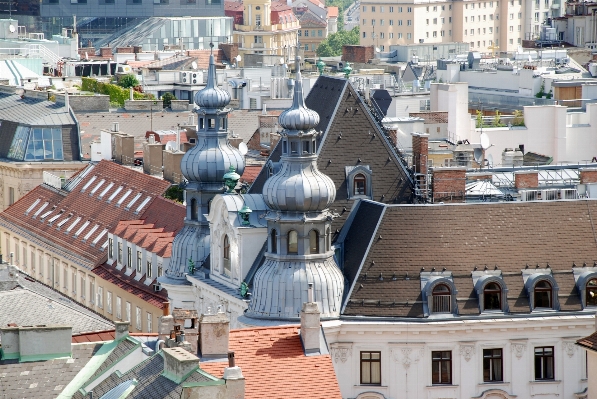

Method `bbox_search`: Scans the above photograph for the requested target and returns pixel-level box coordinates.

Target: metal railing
[24,44,61,67]
[432,295,451,313]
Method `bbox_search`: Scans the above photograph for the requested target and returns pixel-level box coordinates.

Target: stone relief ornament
[459,344,476,362]
[511,343,527,359]
[564,341,576,358]
[330,345,352,363]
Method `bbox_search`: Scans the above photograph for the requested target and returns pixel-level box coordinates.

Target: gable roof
[577,331,597,352]
[0,160,171,270]
[340,199,597,318]
[299,9,328,27]
[0,89,76,126]
[200,325,342,399]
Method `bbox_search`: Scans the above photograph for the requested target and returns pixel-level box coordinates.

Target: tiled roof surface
[299,9,327,27]
[0,91,76,126]
[0,271,113,334]
[0,343,99,399]
[271,0,293,11]
[146,55,195,70]
[225,0,244,12]
[577,331,597,352]
[139,196,186,233]
[72,352,216,399]
[227,109,274,143]
[408,111,448,124]
[241,165,262,184]
[72,330,116,343]
[0,160,171,269]
[126,60,153,69]
[77,111,193,158]
[85,337,139,385]
[92,262,167,308]
[327,6,338,17]
[342,199,597,317]
[200,325,341,399]
[186,49,225,68]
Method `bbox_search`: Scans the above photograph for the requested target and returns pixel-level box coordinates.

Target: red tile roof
[0,160,172,269]
[92,262,167,309]
[241,165,262,184]
[327,6,338,17]
[71,330,159,343]
[139,196,186,233]
[577,331,597,352]
[200,325,342,399]
[186,49,225,69]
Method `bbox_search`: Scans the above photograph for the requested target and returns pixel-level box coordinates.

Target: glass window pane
[52,128,62,140]
[361,362,370,383]
[44,139,53,158]
[33,128,42,140]
[42,128,52,140]
[371,361,381,384]
[33,140,44,160]
[493,358,502,381]
[53,140,64,160]
[371,352,380,360]
[288,231,298,254]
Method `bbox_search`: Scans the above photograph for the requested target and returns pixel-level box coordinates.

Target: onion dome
[278,56,319,132]
[194,45,230,109]
[180,137,244,184]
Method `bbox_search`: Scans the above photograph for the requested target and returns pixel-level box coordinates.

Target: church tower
[246,57,344,320]
[159,45,245,299]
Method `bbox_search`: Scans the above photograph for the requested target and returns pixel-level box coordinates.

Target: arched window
[271,229,277,254]
[432,284,451,313]
[309,230,319,254]
[190,198,198,221]
[534,280,552,309]
[288,230,298,254]
[222,235,231,277]
[484,282,501,310]
[587,279,597,307]
[354,174,366,196]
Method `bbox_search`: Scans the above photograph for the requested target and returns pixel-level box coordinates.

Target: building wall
[324,315,593,399]
[298,25,328,57]
[359,0,524,53]
[589,351,597,398]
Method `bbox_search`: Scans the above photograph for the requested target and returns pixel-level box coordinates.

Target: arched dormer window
[432,284,451,313]
[354,174,366,196]
[271,229,277,254]
[309,230,319,254]
[190,198,198,221]
[288,230,298,254]
[587,279,597,306]
[484,282,502,310]
[222,235,231,277]
[534,280,552,309]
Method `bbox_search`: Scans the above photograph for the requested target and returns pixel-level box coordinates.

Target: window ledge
[529,380,560,384]
[354,385,387,388]
[478,381,510,386]
[427,384,459,388]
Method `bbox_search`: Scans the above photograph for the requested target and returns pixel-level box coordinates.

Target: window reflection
[8,126,64,161]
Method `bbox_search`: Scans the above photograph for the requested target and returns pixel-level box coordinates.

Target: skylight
[135,196,152,213]
[107,186,123,202]
[92,229,108,246]
[66,216,81,232]
[25,199,41,215]
[40,206,56,220]
[83,224,100,241]
[48,210,64,223]
[98,182,114,199]
[117,189,133,206]
[74,220,90,237]
[126,193,142,210]
[90,179,106,195]
[81,176,97,192]
[56,213,73,228]
[33,202,49,217]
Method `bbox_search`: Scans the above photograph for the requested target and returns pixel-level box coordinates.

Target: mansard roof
[339,199,597,318]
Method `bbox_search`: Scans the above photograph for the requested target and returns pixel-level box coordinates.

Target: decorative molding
[459,344,476,362]
[390,346,424,369]
[563,341,576,358]
[511,342,527,359]
[330,343,352,363]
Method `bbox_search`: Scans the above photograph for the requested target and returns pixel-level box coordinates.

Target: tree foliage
[316,26,359,57]
[81,77,154,107]
[325,0,355,30]
[162,92,176,108]
[118,74,140,88]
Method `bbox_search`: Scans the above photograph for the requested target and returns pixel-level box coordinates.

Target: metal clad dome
[180,138,244,184]
[194,53,231,109]
[278,57,320,131]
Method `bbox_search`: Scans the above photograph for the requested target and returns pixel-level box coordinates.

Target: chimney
[514,171,539,189]
[163,301,171,316]
[300,283,321,355]
[223,351,245,399]
[0,325,72,362]
[431,167,466,203]
[158,302,174,341]
[115,321,130,340]
[411,132,429,175]
[162,347,199,384]
[580,167,597,185]
[112,122,119,133]
[198,311,229,358]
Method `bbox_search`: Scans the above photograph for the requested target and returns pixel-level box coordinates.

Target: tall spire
[278,56,319,131]
[194,43,230,110]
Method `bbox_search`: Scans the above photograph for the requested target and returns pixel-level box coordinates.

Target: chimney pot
[307,282,314,303]
[163,301,170,316]
[228,351,236,367]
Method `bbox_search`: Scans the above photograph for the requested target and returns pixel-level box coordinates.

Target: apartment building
[360,0,525,53]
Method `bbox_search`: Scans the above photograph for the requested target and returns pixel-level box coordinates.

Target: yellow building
[226,0,300,65]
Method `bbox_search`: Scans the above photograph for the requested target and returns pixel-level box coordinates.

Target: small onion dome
[238,203,252,225]
[223,165,240,193]
[278,56,320,132]
[194,52,230,109]
[262,162,336,212]
[180,140,244,184]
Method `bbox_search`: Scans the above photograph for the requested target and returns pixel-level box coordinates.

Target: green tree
[316,26,359,57]
[162,92,176,108]
[118,74,140,89]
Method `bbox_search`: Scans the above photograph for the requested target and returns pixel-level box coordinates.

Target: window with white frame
[126,302,131,322]
[107,291,112,313]
[147,312,153,333]
[116,296,122,319]
[136,307,142,330]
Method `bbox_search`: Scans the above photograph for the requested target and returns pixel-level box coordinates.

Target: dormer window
[223,235,231,277]
[346,165,373,199]
[354,174,366,195]
[587,279,597,306]
[271,229,277,253]
[432,284,451,313]
[288,230,298,254]
[483,283,502,310]
[534,280,552,309]
[309,230,319,254]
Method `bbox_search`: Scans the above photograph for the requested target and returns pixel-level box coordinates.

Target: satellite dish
[480,132,491,150]
[487,153,494,167]
[238,142,248,156]
[235,55,242,62]
[8,24,15,33]
[473,148,484,164]
[279,57,284,65]
[191,61,198,70]
[375,47,381,53]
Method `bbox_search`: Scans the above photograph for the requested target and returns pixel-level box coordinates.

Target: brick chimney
[0,325,72,362]
[431,167,466,203]
[411,132,429,175]
[223,352,245,399]
[514,171,538,189]
[158,301,174,342]
[300,283,321,355]
[100,47,113,57]
[580,168,597,184]
[198,311,229,358]
[115,321,130,340]
[162,347,199,384]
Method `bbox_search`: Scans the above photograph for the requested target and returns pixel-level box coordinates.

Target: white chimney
[223,351,245,399]
[300,283,321,355]
[162,347,199,384]
[198,311,229,358]
[112,122,119,132]
[115,321,129,340]
[0,325,72,362]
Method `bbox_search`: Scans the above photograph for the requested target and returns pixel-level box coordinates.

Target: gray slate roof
[0,342,99,399]
[0,272,113,334]
[0,92,75,126]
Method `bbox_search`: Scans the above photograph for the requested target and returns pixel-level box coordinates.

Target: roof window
[126,193,142,210]
[135,196,152,213]
[81,176,97,192]
[47,210,65,224]
[117,189,133,206]
[25,199,41,215]
[83,224,100,241]
[66,216,81,232]
[33,202,49,218]
[98,182,115,199]
[92,229,108,246]
[40,206,56,220]
[90,179,105,195]
[74,220,90,237]
[56,213,73,228]
[107,186,124,202]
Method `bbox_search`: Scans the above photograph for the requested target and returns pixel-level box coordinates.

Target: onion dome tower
[247,57,344,320]
[160,45,245,287]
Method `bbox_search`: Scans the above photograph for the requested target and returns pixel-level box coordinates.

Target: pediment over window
[472,388,517,399]
[356,392,386,399]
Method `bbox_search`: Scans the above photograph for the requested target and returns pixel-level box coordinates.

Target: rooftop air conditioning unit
[520,190,538,201]
[181,72,188,84]
[541,189,558,201]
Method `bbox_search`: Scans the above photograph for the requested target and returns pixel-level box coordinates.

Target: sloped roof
[0,160,171,269]
[200,325,342,399]
[577,331,597,352]
[186,49,225,68]
[327,6,338,17]
[299,9,328,27]
[340,199,597,318]
[0,90,75,126]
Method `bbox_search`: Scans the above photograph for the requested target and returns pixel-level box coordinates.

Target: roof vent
[112,122,119,132]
